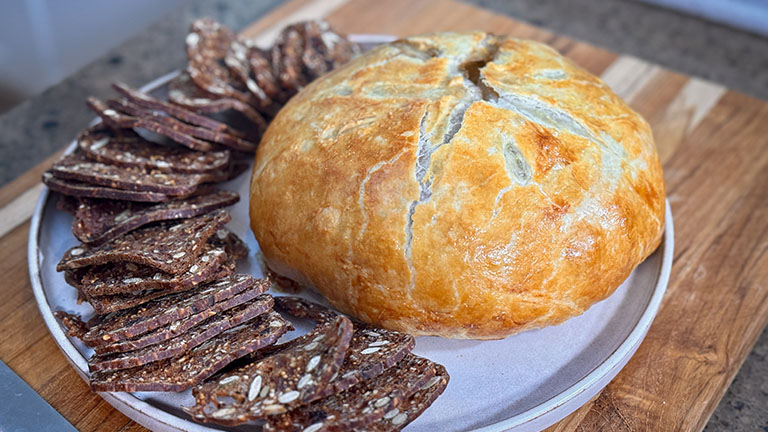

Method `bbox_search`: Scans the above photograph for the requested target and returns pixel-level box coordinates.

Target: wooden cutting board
[1,0,766,430]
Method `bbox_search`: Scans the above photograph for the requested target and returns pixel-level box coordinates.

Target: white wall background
[0,0,189,112]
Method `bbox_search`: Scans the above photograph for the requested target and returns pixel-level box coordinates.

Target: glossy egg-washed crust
[250,32,665,339]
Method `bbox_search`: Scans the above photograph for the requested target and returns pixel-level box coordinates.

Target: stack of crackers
[46,18,447,431]
[188,297,449,431]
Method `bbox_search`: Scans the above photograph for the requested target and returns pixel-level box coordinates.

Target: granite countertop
[0,0,765,430]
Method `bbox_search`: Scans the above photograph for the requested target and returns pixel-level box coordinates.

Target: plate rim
[27,37,675,431]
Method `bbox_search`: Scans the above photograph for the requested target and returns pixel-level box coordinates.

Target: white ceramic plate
[28,35,674,432]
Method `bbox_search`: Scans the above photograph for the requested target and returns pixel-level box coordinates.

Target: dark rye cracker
[83,274,265,345]
[188,315,353,424]
[88,97,217,152]
[263,354,437,432]
[54,311,90,339]
[168,72,268,128]
[90,310,290,392]
[210,228,249,261]
[51,152,207,196]
[266,267,305,294]
[57,195,79,213]
[77,127,230,174]
[299,21,360,81]
[368,364,449,432]
[73,231,246,297]
[111,82,264,141]
[89,295,274,372]
[107,98,259,153]
[57,209,229,273]
[44,172,172,202]
[71,190,238,245]
[271,24,308,96]
[244,41,284,101]
[111,82,258,135]
[186,19,257,108]
[274,297,415,395]
[71,246,228,296]
[93,292,272,355]
[225,40,281,117]
[84,259,237,315]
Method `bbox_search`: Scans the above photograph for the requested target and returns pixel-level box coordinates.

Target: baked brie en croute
[249,32,666,339]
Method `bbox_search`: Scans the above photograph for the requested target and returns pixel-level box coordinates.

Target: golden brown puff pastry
[250,32,665,339]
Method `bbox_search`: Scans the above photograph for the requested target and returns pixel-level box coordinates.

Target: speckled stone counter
[1,0,765,429]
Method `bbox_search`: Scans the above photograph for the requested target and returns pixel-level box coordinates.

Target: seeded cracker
[82,274,264,345]
[186,18,257,108]
[225,39,280,116]
[244,42,284,101]
[57,209,229,273]
[187,315,353,424]
[77,127,230,174]
[70,245,228,296]
[107,98,259,153]
[57,195,80,213]
[271,24,308,96]
[112,82,258,136]
[51,153,209,196]
[93,292,272,355]
[90,310,290,392]
[71,190,238,245]
[367,364,449,432]
[263,354,437,432]
[73,231,247,297]
[210,228,249,261]
[87,97,217,152]
[89,295,274,372]
[274,297,416,395]
[300,21,360,81]
[84,259,237,315]
[54,311,90,339]
[168,72,268,127]
[44,172,172,202]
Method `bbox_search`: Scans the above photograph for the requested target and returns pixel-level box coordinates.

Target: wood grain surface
[1,0,766,430]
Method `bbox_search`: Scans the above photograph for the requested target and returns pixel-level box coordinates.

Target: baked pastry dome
[250,32,665,339]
